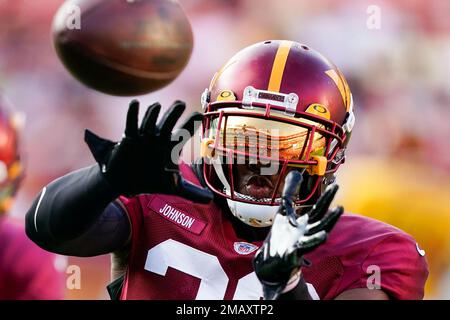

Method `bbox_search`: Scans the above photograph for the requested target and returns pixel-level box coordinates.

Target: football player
[0,95,65,300]
[25,41,428,300]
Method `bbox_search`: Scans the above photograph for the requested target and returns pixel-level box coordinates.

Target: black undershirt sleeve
[25,165,131,256]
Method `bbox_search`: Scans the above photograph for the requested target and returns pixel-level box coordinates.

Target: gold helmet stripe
[267,41,293,92]
[325,69,352,112]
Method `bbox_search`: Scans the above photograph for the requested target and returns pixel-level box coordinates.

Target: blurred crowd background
[0,0,449,299]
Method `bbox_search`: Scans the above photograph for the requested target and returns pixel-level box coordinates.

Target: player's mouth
[244,175,274,199]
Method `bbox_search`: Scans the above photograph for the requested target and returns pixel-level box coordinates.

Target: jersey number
[144,239,261,299]
[144,239,319,300]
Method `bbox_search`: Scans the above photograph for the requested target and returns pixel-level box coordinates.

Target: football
[52,0,194,96]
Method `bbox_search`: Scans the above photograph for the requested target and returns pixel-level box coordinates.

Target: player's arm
[26,100,212,256]
[337,233,429,300]
[25,165,130,256]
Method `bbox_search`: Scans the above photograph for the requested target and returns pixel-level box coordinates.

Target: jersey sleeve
[352,233,429,299]
[118,196,143,228]
[117,196,145,258]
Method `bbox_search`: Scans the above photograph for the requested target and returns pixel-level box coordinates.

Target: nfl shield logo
[233,242,258,255]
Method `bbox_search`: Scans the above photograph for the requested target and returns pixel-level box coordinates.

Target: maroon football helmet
[200,40,355,227]
[0,94,23,214]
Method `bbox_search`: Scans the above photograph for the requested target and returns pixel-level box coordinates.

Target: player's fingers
[140,102,161,136]
[282,170,303,200]
[125,100,139,138]
[305,206,344,235]
[321,206,344,233]
[283,198,298,227]
[158,100,186,137]
[297,230,327,254]
[308,183,339,223]
[279,171,303,225]
[286,213,309,233]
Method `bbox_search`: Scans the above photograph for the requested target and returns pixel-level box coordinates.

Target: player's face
[207,112,327,202]
[234,163,296,199]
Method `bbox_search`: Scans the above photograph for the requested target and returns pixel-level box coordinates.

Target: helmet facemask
[201,91,349,227]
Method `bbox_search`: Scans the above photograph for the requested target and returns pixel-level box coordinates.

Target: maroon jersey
[118,164,428,300]
[0,217,65,300]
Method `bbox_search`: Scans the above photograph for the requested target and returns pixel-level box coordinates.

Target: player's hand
[253,170,343,300]
[84,100,213,203]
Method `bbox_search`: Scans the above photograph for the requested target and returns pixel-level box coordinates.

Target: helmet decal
[217,90,236,102]
[305,104,331,120]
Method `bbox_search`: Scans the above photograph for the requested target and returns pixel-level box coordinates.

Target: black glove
[253,170,344,300]
[84,100,213,203]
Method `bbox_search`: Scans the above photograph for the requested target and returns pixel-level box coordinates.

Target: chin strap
[211,157,232,194]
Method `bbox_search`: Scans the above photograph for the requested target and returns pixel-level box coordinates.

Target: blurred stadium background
[0,0,449,299]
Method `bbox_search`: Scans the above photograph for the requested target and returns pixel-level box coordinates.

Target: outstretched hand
[253,170,343,300]
[84,100,213,203]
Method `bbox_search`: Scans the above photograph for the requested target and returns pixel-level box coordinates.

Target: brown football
[52,0,193,96]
